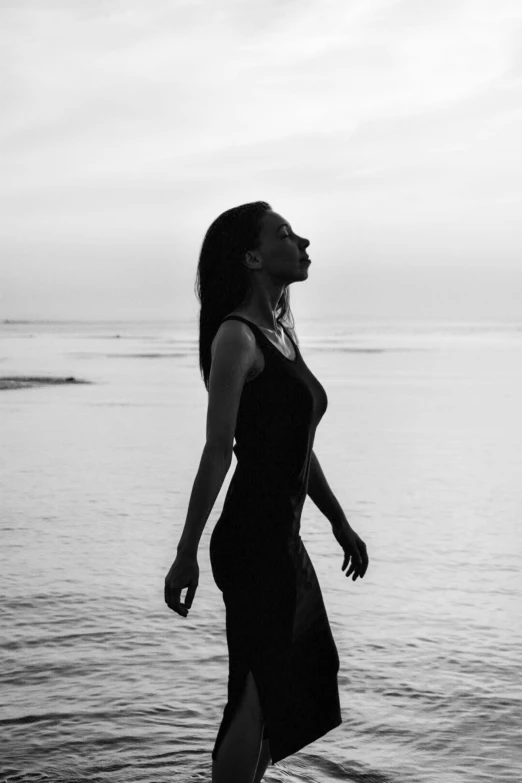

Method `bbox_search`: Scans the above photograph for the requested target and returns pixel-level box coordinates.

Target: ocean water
[1,318,521,783]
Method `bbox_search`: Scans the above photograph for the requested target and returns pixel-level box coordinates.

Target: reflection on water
[1,320,522,782]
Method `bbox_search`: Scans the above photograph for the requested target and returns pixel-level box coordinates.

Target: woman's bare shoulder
[211,316,257,359]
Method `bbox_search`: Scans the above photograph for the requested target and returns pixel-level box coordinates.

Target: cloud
[1,0,522,318]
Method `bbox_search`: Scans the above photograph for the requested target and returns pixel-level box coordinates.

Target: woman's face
[248,209,311,283]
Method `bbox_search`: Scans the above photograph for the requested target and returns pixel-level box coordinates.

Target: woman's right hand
[164,550,199,618]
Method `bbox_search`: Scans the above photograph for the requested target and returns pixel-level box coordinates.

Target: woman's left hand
[333,520,369,581]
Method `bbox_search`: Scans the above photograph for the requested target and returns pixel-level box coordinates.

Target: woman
[164,201,369,783]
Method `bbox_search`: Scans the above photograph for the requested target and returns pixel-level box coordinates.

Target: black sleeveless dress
[209,315,342,766]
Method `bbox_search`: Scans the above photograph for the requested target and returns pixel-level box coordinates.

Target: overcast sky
[1,0,521,322]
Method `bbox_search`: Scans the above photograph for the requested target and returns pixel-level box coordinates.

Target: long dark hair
[195,201,297,391]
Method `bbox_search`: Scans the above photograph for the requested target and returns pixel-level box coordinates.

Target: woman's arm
[176,443,232,556]
[307,449,369,580]
[307,449,348,532]
[177,319,258,555]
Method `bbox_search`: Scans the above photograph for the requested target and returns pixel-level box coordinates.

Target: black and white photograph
[1,1,521,782]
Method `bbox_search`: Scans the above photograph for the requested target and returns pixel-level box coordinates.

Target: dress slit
[211,667,271,764]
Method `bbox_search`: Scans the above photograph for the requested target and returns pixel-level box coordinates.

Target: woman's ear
[244,251,262,269]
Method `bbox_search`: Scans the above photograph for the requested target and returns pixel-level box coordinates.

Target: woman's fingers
[345,552,357,578]
[350,546,363,578]
[183,581,198,610]
[345,559,356,578]
[165,581,188,617]
[164,557,199,618]
[356,539,369,577]
[164,578,198,616]
[345,548,365,580]
[346,558,361,579]
[359,544,369,577]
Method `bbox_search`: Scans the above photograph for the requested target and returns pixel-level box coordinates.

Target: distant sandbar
[0,376,91,390]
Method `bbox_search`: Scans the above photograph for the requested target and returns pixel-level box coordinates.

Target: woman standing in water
[164,201,369,782]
